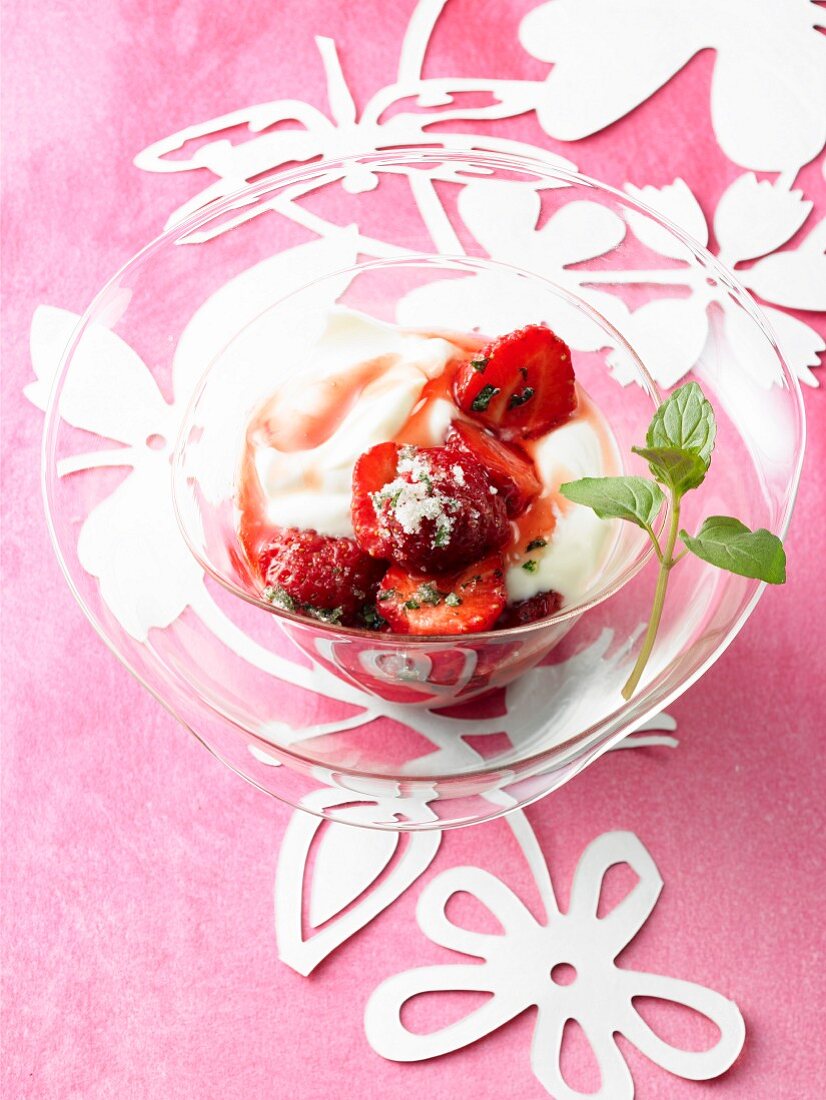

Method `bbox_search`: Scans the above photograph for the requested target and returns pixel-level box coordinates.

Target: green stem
[622,494,682,700]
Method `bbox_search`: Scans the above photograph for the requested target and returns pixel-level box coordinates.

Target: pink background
[2,1,825,1096]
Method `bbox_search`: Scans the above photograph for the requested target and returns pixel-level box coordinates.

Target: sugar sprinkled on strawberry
[352,442,509,574]
[258,527,385,625]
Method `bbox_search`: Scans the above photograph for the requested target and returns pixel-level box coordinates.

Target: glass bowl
[42,148,805,830]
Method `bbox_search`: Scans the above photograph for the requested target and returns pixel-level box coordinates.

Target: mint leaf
[680,516,786,583]
[560,476,664,530]
[632,445,708,495]
[646,382,716,465]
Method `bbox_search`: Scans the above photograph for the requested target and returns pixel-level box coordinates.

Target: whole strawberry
[258,528,385,625]
[352,442,509,574]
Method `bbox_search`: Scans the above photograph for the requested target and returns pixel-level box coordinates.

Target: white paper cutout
[622,175,825,387]
[365,829,745,1098]
[134,32,571,242]
[397,184,630,352]
[520,0,826,174]
[26,0,775,1083]
[275,790,441,976]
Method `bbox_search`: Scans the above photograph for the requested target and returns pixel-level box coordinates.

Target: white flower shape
[366,831,745,1099]
[520,0,826,172]
[397,180,629,351]
[620,174,825,387]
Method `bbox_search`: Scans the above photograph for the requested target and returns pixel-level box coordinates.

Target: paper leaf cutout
[365,831,745,1098]
[520,0,826,172]
[275,792,441,976]
[310,822,398,928]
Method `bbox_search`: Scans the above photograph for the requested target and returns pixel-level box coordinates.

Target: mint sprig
[560,381,786,700]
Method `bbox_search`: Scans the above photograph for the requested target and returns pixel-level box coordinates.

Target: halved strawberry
[377,554,507,635]
[350,441,402,560]
[351,442,509,573]
[446,420,541,517]
[496,590,563,629]
[453,324,576,439]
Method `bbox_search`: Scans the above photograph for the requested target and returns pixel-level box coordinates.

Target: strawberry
[446,420,541,517]
[496,590,563,628]
[258,527,385,625]
[351,442,509,574]
[377,554,507,635]
[453,323,576,439]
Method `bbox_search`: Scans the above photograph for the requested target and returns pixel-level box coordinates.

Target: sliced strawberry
[453,324,576,439]
[377,554,507,635]
[446,420,541,517]
[350,441,402,560]
[258,527,385,625]
[351,442,509,574]
[496,590,563,629]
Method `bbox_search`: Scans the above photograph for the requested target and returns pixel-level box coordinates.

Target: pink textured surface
[2,1,825,1097]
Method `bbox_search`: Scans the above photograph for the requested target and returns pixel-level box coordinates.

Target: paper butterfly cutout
[520,0,826,173]
[366,829,745,1098]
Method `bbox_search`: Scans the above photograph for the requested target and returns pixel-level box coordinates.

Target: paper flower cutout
[26,232,359,641]
[397,182,629,351]
[366,830,745,1098]
[621,174,824,386]
[520,0,826,172]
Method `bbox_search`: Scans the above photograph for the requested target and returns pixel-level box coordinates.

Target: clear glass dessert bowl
[42,148,805,830]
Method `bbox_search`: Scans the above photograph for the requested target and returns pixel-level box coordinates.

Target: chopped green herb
[471,384,500,412]
[263,585,296,612]
[445,592,462,607]
[404,599,421,610]
[361,604,387,630]
[306,605,344,625]
[416,583,442,606]
[519,366,529,379]
[377,588,396,601]
[471,356,489,373]
[508,387,535,409]
[522,559,539,573]
[433,524,450,548]
[526,538,547,552]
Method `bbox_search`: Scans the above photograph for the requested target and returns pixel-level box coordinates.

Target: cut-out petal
[761,306,823,388]
[741,219,826,311]
[624,179,708,256]
[539,200,626,266]
[567,832,662,955]
[29,306,171,445]
[623,297,709,388]
[532,1004,634,1100]
[714,174,811,263]
[618,971,746,1080]
[417,866,536,958]
[76,460,205,640]
[365,962,521,1061]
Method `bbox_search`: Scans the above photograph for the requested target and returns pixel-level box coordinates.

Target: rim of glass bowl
[41,147,806,804]
[170,251,665,642]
